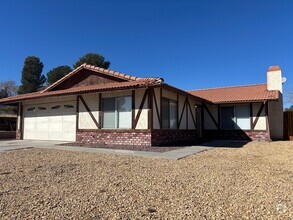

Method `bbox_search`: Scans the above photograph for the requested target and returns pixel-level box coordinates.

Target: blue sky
[0,0,292,105]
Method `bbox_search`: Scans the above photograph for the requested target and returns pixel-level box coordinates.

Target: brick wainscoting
[151,130,198,146]
[204,130,270,141]
[76,129,199,146]
[76,130,152,146]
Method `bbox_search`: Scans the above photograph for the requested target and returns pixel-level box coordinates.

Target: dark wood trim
[178,97,188,129]
[217,104,221,130]
[187,98,196,128]
[77,129,151,133]
[79,95,100,129]
[265,101,270,140]
[19,102,23,139]
[177,93,179,130]
[76,96,80,131]
[133,89,148,129]
[186,98,188,129]
[148,88,153,130]
[153,88,161,129]
[201,104,205,131]
[132,90,135,129]
[250,102,253,130]
[203,103,219,129]
[98,93,102,129]
[252,102,265,130]
[160,87,163,129]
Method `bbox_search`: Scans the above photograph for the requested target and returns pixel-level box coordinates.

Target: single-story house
[0,64,284,146]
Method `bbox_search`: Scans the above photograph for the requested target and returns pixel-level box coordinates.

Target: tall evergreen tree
[73,52,110,69]
[18,56,46,94]
[47,65,72,85]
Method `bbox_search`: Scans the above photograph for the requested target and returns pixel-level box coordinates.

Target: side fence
[284,111,293,140]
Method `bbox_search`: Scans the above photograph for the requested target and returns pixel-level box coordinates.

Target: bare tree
[0,80,18,98]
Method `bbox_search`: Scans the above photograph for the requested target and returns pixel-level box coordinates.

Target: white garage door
[23,101,76,141]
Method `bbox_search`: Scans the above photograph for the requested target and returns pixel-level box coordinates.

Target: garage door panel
[23,101,76,141]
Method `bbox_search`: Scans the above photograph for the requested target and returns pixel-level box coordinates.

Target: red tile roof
[42,63,163,93]
[188,84,279,104]
[0,79,162,104]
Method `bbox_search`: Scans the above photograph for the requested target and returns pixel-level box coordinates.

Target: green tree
[73,52,110,69]
[0,89,8,99]
[285,105,293,112]
[18,56,46,94]
[0,80,18,98]
[47,65,72,85]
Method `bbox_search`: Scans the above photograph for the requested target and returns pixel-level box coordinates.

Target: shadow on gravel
[198,140,251,148]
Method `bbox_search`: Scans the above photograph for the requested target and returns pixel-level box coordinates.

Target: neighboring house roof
[188,84,279,104]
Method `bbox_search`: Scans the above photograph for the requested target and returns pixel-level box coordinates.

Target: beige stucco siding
[78,93,99,129]
[252,103,266,130]
[23,95,76,106]
[187,97,197,129]
[153,88,161,129]
[135,89,148,129]
[268,99,283,139]
[204,104,218,130]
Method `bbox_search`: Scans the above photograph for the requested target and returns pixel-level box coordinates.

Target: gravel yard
[0,141,292,219]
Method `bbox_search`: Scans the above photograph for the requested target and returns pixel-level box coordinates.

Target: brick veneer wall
[76,130,152,146]
[151,129,198,146]
[203,130,270,141]
[76,129,199,146]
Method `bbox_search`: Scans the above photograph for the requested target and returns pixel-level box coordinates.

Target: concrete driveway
[0,139,217,159]
[0,140,68,153]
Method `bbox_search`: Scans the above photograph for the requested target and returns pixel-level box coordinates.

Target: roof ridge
[187,83,267,92]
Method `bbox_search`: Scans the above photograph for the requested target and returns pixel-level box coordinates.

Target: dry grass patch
[0,141,292,219]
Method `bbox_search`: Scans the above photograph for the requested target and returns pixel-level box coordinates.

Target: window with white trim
[102,96,132,129]
[221,105,250,130]
[162,98,177,129]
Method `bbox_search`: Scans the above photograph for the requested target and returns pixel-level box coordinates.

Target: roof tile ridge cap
[187,83,267,92]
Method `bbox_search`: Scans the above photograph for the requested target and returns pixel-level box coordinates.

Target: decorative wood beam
[187,99,196,129]
[153,88,161,129]
[177,93,179,130]
[252,102,265,130]
[76,96,80,131]
[133,89,148,129]
[132,90,135,129]
[250,103,253,130]
[98,93,102,129]
[217,104,221,130]
[79,95,100,129]
[160,87,163,129]
[148,88,153,129]
[203,103,219,129]
[265,101,271,140]
[178,97,188,129]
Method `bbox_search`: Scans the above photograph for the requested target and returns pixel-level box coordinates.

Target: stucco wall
[268,97,283,139]
[204,102,267,131]
[204,103,218,130]
[153,88,161,129]
[252,103,266,130]
[78,93,99,129]
[152,88,199,130]
[135,89,148,129]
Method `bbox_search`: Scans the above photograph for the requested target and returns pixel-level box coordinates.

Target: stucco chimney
[267,65,283,93]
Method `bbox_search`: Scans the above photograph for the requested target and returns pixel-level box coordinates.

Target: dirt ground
[0,141,292,219]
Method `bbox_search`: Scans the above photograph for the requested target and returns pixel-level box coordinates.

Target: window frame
[161,97,178,129]
[101,96,132,129]
[220,104,251,131]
